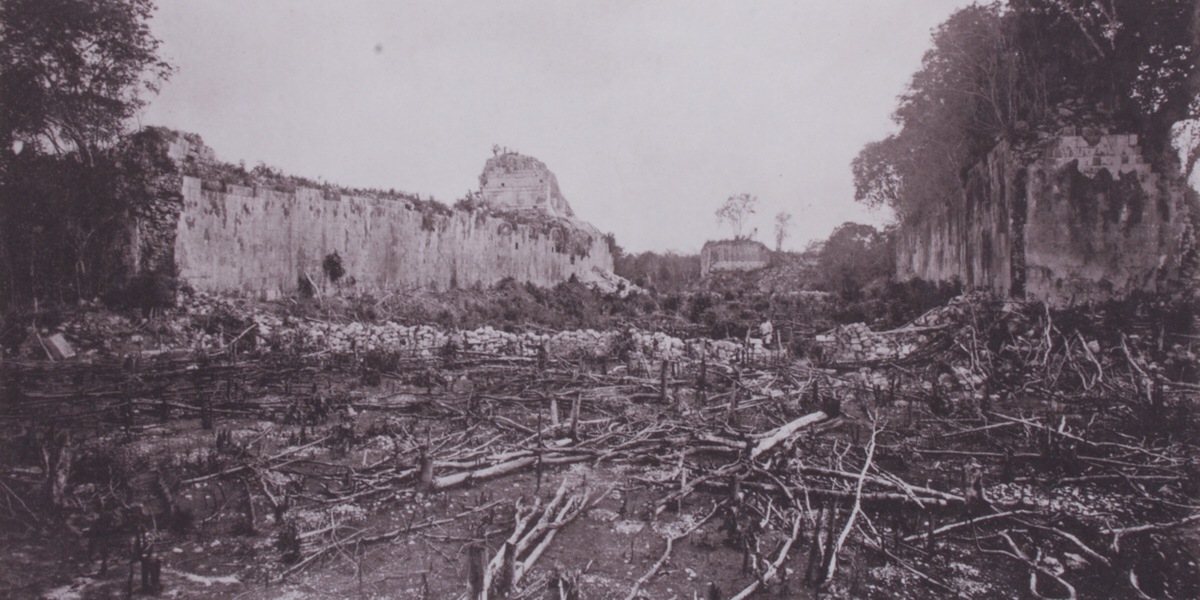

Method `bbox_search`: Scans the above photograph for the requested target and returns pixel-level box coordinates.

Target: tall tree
[1,0,173,306]
[853,3,1006,221]
[818,222,895,300]
[773,211,793,251]
[852,0,1198,221]
[0,0,173,164]
[715,193,757,240]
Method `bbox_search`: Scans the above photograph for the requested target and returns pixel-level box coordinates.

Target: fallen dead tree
[1,292,1196,598]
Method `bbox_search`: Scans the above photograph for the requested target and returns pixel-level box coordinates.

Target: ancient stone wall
[896,142,1017,296]
[700,240,771,277]
[125,135,199,277]
[87,129,195,292]
[1024,134,1192,301]
[897,133,1197,304]
[174,176,613,297]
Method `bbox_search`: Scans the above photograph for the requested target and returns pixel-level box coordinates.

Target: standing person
[758,318,774,345]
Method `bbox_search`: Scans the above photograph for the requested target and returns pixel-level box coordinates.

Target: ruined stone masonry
[700,239,771,277]
[897,132,1198,304]
[141,133,614,297]
[478,152,575,218]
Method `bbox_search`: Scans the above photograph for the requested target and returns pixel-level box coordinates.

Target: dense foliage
[816,222,895,300]
[1,0,173,307]
[0,0,172,162]
[614,250,702,293]
[2,128,179,307]
[853,0,1199,221]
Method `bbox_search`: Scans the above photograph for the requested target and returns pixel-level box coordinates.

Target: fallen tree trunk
[749,410,829,458]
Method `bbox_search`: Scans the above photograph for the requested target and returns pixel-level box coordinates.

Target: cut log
[749,411,829,458]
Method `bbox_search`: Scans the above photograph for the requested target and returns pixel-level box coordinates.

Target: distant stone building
[701,239,771,277]
[478,152,575,218]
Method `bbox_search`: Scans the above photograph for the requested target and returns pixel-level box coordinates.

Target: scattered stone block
[44,333,75,360]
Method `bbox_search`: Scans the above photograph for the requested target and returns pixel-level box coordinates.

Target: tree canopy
[817,222,895,300]
[715,193,758,240]
[614,250,701,293]
[0,0,172,162]
[773,211,792,251]
[1,0,173,306]
[853,0,1199,221]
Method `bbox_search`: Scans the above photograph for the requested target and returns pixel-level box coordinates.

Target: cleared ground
[1,296,1197,599]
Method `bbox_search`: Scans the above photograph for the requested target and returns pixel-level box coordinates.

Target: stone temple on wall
[478,151,575,218]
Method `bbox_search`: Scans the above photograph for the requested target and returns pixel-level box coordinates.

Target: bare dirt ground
[1,295,1197,599]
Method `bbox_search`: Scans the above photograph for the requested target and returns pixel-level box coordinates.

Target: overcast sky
[140,1,972,253]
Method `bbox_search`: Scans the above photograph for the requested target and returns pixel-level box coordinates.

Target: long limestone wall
[896,141,1018,296]
[175,177,613,297]
[897,132,1197,304]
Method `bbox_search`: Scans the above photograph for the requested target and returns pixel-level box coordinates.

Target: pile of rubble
[814,296,978,363]
[35,292,774,365]
[814,322,926,363]
[813,293,1200,416]
[266,317,757,363]
[579,266,642,298]
[813,296,1003,408]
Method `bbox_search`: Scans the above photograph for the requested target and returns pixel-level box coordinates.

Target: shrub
[322,252,345,283]
[297,275,316,299]
[103,267,179,314]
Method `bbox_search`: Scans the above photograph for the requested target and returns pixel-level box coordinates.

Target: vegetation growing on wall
[486,208,598,257]
[322,252,345,283]
[1,127,182,307]
[852,0,1198,222]
[181,134,603,254]
[1,0,175,309]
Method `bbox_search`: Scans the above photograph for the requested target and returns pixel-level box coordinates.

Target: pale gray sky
[140,1,971,253]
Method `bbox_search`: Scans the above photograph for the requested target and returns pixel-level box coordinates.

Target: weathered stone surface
[125,133,619,296]
[43,333,75,360]
[97,292,759,363]
[700,239,771,277]
[97,131,620,297]
[174,177,612,296]
[478,152,574,218]
[897,133,1197,304]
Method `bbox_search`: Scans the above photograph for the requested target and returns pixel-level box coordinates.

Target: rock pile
[580,267,641,298]
[43,292,778,365]
[814,296,979,363]
[815,322,925,363]
[268,315,770,364]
